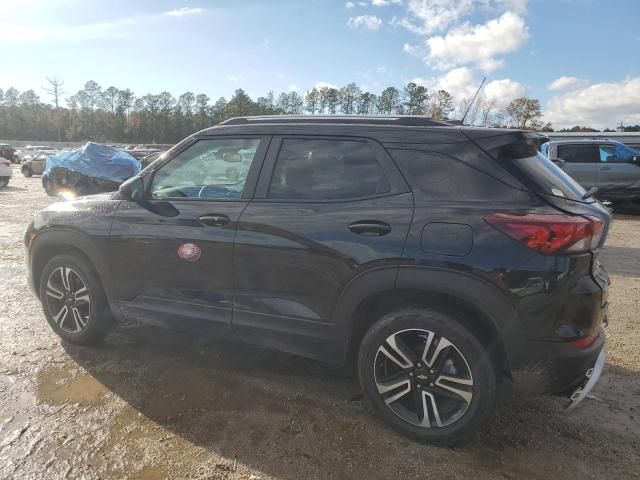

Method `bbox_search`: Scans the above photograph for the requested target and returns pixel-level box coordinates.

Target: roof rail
[219,115,452,127]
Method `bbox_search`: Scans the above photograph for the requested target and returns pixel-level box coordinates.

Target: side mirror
[632,155,640,164]
[552,158,566,169]
[119,176,145,203]
[118,176,179,217]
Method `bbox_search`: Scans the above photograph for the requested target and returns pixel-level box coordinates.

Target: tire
[358,307,497,445]
[22,166,33,177]
[0,178,8,188]
[39,254,114,344]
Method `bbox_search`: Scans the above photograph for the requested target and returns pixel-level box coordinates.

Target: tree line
[0,78,549,144]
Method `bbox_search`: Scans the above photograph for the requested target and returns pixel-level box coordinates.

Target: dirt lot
[0,165,639,480]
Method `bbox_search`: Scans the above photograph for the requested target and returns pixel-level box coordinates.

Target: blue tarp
[45,142,140,182]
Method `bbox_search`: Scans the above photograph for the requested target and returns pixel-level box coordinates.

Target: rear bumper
[566,342,607,410]
[512,327,606,394]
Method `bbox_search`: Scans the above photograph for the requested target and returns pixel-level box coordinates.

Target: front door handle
[198,214,230,227]
[348,220,391,236]
[599,166,611,171]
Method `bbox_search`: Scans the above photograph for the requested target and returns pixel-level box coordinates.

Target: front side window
[268,138,389,200]
[557,144,598,163]
[599,143,639,163]
[151,138,261,199]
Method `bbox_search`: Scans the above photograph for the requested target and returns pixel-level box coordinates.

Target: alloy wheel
[45,267,91,334]
[374,328,473,428]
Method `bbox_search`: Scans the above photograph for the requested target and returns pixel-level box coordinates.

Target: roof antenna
[461,76,486,125]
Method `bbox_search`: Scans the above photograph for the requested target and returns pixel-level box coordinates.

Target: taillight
[1,160,10,167]
[571,331,599,349]
[485,213,604,254]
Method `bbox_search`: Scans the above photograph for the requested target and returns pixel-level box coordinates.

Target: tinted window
[390,150,522,202]
[557,144,598,163]
[151,138,261,199]
[268,139,389,200]
[599,143,638,163]
[512,153,591,202]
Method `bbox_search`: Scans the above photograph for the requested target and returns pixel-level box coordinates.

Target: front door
[596,143,640,197]
[232,136,413,359]
[108,136,269,331]
[556,143,599,189]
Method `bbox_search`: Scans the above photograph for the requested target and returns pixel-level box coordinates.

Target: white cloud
[412,67,525,109]
[546,77,640,129]
[288,84,299,92]
[425,12,529,71]
[548,76,588,91]
[346,1,356,7]
[397,0,474,34]
[163,7,204,17]
[484,78,525,107]
[396,1,530,73]
[348,15,383,30]
[315,81,338,89]
[226,75,242,83]
[371,0,402,5]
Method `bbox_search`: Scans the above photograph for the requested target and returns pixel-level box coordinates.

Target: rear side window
[268,139,389,200]
[511,153,591,202]
[557,144,598,163]
[389,150,521,202]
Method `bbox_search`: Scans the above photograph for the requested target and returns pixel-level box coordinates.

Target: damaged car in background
[41,142,140,197]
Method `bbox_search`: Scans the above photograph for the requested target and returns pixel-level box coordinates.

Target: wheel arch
[334,266,525,377]
[29,228,124,322]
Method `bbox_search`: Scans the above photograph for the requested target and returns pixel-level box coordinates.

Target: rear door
[232,135,413,360]
[596,143,640,195]
[556,143,599,189]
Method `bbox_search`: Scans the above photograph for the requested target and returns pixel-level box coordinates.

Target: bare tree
[43,77,65,108]
[479,97,497,127]
[43,77,65,141]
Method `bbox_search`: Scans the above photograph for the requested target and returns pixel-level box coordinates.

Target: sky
[1,0,639,128]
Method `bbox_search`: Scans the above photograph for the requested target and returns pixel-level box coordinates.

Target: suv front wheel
[358,308,497,445]
[39,254,113,344]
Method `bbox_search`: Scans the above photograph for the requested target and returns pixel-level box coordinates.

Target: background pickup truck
[541,139,640,204]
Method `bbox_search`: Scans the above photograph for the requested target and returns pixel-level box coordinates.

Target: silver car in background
[542,139,640,205]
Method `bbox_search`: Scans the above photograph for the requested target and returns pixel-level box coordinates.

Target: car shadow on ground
[57,323,640,480]
[0,185,28,194]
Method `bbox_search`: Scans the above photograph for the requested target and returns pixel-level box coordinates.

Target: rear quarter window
[389,150,526,202]
[511,153,591,202]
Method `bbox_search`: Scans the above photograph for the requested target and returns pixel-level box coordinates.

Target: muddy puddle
[37,366,111,406]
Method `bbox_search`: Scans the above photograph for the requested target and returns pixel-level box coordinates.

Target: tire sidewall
[358,308,497,445]
[39,254,111,343]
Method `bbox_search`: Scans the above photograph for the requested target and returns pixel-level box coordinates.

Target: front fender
[27,227,125,323]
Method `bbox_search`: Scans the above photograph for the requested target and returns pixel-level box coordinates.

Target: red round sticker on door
[178,243,201,262]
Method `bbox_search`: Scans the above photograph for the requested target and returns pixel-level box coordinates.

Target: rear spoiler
[462,129,549,160]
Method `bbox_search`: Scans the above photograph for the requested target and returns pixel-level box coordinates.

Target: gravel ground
[0,165,639,480]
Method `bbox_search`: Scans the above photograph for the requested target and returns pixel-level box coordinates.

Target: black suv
[25,116,610,444]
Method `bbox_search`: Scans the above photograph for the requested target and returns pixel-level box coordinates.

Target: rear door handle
[348,220,391,236]
[599,166,611,171]
[198,214,230,227]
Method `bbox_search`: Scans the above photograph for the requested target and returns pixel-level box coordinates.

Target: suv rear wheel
[39,254,113,344]
[22,165,33,177]
[358,308,496,445]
